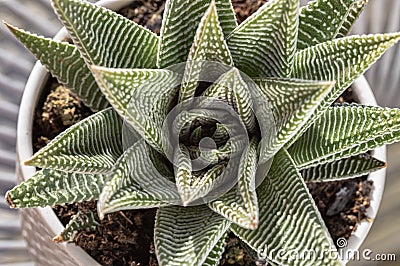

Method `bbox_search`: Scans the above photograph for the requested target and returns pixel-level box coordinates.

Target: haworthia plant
[5,0,400,265]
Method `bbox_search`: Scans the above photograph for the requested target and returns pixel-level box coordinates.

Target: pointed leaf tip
[97,202,105,220]
[5,191,15,209]
[52,234,64,243]
[3,21,14,31]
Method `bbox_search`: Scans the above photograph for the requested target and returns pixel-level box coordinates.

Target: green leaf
[6,169,106,208]
[53,211,99,243]
[289,104,400,168]
[202,232,227,266]
[52,0,159,68]
[301,154,386,182]
[179,1,233,103]
[254,78,334,161]
[203,68,256,133]
[227,0,299,78]
[176,146,230,206]
[209,138,259,230]
[232,149,340,266]
[155,205,231,266]
[336,0,368,38]
[287,32,400,147]
[92,67,181,153]
[158,0,237,68]
[5,23,107,111]
[174,146,194,204]
[189,163,227,204]
[24,108,122,173]
[98,142,173,219]
[298,0,368,49]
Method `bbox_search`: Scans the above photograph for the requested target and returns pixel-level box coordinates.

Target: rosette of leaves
[5,0,400,265]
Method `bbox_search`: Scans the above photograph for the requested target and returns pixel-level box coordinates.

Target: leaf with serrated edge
[202,68,256,133]
[179,1,233,104]
[287,33,400,147]
[301,154,386,182]
[5,23,107,111]
[92,67,181,153]
[155,205,231,266]
[209,138,259,230]
[227,0,299,78]
[254,78,334,161]
[174,146,193,205]
[289,104,400,168]
[336,0,368,38]
[298,0,368,49]
[52,0,159,68]
[232,149,341,266]
[6,169,106,208]
[24,108,122,174]
[158,0,237,68]
[98,143,172,219]
[120,140,180,204]
[203,232,227,266]
[53,211,99,243]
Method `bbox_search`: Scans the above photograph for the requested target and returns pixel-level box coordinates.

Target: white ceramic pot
[16,2,386,265]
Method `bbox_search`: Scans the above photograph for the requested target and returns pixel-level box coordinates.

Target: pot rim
[16,2,386,264]
[341,76,386,263]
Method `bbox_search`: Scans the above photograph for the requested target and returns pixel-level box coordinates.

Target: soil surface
[32,1,375,265]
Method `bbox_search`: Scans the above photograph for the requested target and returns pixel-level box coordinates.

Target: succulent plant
[5,0,400,265]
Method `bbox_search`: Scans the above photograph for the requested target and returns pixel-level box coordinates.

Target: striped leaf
[179,1,233,103]
[254,78,334,161]
[98,143,172,219]
[209,138,259,230]
[116,140,179,203]
[6,169,106,208]
[203,232,227,266]
[53,211,99,243]
[52,0,159,68]
[154,205,231,266]
[287,32,400,147]
[301,154,386,182]
[175,147,230,206]
[189,163,227,204]
[24,108,122,174]
[289,104,400,168]
[203,68,256,133]
[298,0,368,49]
[336,0,367,38]
[92,67,181,153]
[227,0,299,78]
[212,123,229,144]
[232,149,340,266]
[5,24,107,111]
[157,0,237,68]
[174,146,194,205]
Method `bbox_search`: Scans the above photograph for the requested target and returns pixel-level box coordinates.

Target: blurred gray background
[0,0,398,265]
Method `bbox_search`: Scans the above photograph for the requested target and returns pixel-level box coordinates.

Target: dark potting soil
[31,1,374,265]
